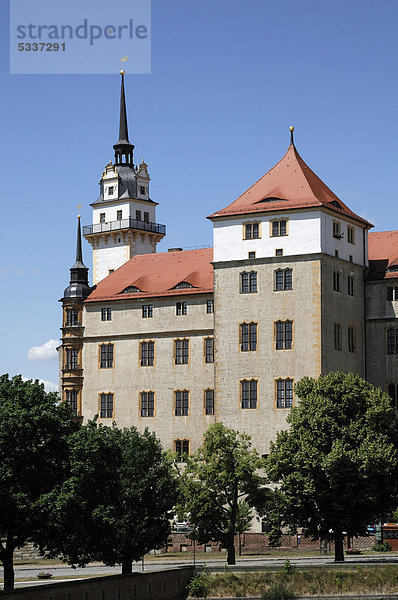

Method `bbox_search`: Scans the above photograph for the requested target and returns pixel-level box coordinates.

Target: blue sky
[1,0,397,390]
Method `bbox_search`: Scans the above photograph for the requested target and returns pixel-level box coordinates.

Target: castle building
[60,73,398,461]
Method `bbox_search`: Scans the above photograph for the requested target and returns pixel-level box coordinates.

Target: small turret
[63,216,91,300]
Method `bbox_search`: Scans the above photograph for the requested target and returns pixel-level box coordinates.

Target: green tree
[40,420,177,573]
[264,372,398,562]
[0,374,78,591]
[177,423,265,565]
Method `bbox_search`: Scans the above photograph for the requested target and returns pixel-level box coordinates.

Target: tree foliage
[0,374,78,591]
[264,372,398,561]
[177,423,265,564]
[39,420,177,573]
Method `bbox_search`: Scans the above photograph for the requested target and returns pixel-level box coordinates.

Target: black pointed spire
[63,216,91,300]
[113,70,135,166]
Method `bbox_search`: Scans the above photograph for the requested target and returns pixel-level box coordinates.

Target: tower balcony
[83,217,166,237]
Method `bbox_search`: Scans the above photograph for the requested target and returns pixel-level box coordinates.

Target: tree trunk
[121,554,132,574]
[227,533,236,565]
[1,548,15,592]
[334,532,345,562]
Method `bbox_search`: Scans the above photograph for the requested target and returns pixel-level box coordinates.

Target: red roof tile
[86,248,213,302]
[208,143,372,228]
[368,231,398,280]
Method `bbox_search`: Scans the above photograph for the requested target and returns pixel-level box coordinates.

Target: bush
[283,558,296,575]
[262,583,297,600]
[187,574,208,598]
[372,542,392,552]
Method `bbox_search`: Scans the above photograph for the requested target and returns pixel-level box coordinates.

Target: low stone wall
[13,543,45,562]
[166,532,376,553]
[4,567,194,599]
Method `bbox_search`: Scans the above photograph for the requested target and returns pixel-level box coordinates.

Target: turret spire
[75,215,84,266]
[113,70,135,166]
[62,217,90,300]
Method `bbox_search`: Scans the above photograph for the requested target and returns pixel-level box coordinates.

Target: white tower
[83,71,166,284]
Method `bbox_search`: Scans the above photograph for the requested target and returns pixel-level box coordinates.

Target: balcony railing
[83,218,166,236]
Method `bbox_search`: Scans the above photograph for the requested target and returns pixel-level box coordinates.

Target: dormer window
[174,281,193,289]
[122,286,141,293]
[108,186,114,195]
[140,186,146,195]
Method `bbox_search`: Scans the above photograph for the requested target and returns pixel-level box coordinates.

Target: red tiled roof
[208,143,372,228]
[86,248,213,302]
[368,231,398,281]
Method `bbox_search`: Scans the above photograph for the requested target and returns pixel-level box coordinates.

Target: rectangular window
[108,186,114,195]
[271,220,287,237]
[275,268,292,291]
[333,271,341,292]
[175,439,189,462]
[275,248,283,256]
[244,222,260,240]
[333,221,341,238]
[116,210,122,220]
[136,210,142,221]
[144,212,149,223]
[348,326,356,353]
[101,308,112,321]
[334,323,342,350]
[347,226,355,244]
[66,348,78,370]
[275,321,293,350]
[140,391,154,417]
[66,308,78,326]
[206,299,214,313]
[175,390,189,416]
[66,390,78,415]
[176,301,187,315]
[240,323,257,351]
[387,287,398,301]
[100,213,105,224]
[241,271,257,293]
[100,393,114,418]
[205,389,215,415]
[348,275,354,296]
[248,251,256,259]
[175,339,189,365]
[141,341,155,366]
[100,343,114,368]
[276,379,293,408]
[142,304,153,318]
[140,186,146,195]
[388,384,398,411]
[205,337,214,363]
[387,329,398,354]
[241,379,257,409]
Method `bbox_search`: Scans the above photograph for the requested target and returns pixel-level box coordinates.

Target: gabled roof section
[85,248,213,302]
[208,142,372,228]
[367,231,398,281]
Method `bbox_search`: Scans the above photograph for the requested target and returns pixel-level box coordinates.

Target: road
[2,554,398,588]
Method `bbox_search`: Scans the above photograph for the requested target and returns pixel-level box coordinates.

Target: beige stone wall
[213,255,322,455]
[82,294,215,453]
[366,278,398,391]
[320,255,366,376]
